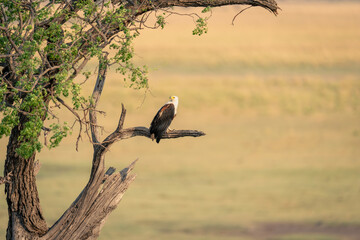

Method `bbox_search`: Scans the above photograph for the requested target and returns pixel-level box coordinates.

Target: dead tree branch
[101,104,205,149]
[42,54,133,239]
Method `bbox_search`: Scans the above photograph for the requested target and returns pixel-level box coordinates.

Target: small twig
[56,97,82,121]
[55,97,86,151]
[136,88,152,109]
[232,6,254,25]
[72,57,90,85]
[42,126,51,132]
[37,66,61,81]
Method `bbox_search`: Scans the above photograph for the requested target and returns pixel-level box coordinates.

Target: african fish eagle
[150,96,179,143]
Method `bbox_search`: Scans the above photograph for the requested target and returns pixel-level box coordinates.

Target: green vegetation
[0,0,149,159]
[1,2,360,239]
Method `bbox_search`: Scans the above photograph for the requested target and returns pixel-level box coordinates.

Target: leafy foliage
[193,17,208,36]
[156,14,166,29]
[0,0,147,158]
[49,123,71,149]
[0,0,211,158]
[192,7,211,36]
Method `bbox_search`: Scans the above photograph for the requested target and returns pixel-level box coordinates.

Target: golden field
[1,1,360,239]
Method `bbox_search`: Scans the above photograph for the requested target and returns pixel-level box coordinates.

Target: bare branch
[119,127,205,141]
[55,97,85,150]
[56,97,82,121]
[68,56,90,84]
[101,105,205,149]
[154,0,279,15]
[232,5,254,25]
[37,66,61,81]
[89,54,108,144]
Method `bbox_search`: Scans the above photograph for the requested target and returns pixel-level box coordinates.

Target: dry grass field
[1,1,360,240]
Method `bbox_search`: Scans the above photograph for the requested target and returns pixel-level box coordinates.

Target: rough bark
[150,0,279,14]
[4,114,48,240]
[2,0,278,239]
[0,172,12,185]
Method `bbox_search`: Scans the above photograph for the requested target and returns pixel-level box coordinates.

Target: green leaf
[192,18,208,36]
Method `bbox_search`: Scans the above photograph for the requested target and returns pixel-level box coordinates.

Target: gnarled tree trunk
[5,125,47,239]
[4,111,50,239]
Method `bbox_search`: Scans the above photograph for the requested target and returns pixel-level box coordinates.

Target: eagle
[150,96,179,143]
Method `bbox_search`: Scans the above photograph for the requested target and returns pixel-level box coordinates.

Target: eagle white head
[168,96,179,114]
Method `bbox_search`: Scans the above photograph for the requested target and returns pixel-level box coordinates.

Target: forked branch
[101,104,206,149]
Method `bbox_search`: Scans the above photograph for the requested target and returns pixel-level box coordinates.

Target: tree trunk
[4,114,48,239]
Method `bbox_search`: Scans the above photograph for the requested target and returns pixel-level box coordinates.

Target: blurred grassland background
[1,1,360,240]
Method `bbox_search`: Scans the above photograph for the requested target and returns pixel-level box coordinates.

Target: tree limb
[154,0,279,15]
[101,104,205,149]
[104,126,206,143]
[84,0,279,57]
[89,54,108,144]
[51,0,279,71]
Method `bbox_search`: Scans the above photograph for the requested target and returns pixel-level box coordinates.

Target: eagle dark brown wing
[150,103,175,143]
